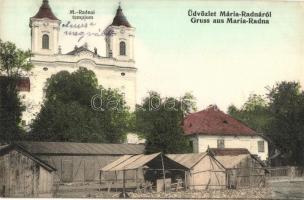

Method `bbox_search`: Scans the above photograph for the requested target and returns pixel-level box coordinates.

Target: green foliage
[0,39,33,142]
[29,68,130,143]
[0,39,32,77]
[228,82,304,166]
[136,91,196,154]
[0,77,24,141]
[266,81,304,166]
[228,94,271,133]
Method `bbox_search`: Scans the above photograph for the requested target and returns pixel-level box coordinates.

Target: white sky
[0,0,303,111]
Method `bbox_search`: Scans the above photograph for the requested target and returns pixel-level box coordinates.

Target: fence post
[290,166,295,178]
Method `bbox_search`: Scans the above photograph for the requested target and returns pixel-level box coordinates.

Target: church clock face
[120,29,125,34]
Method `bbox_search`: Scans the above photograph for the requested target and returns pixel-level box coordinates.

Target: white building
[21,0,137,126]
[183,105,269,161]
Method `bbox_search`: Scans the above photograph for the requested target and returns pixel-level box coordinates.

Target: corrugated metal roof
[0,144,56,172]
[16,141,145,155]
[167,153,207,169]
[101,153,160,171]
[101,155,132,171]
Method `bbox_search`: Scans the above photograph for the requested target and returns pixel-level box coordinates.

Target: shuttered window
[217,138,225,149]
[258,141,265,152]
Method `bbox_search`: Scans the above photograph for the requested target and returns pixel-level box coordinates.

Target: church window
[42,34,49,49]
[119,41,126,55]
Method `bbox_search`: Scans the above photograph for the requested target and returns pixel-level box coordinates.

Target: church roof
[183,105,257,136]
[32,0,59,20]
[111,5,132,28]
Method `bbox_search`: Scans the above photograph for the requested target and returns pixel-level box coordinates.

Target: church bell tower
[104,4,135,61]
[29,0,61,55]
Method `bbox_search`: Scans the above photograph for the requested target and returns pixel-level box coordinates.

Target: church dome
[32,0,59,20]
[111,5,132,28]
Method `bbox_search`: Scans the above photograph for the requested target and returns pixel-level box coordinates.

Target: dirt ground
[54,179,304,199]
[55,183,273,199]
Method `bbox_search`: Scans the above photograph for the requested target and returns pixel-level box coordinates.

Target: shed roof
[215,154,249,169]
[183,105,257,136]
[167,153,208,169]
[0,144,56,172]
[101,153,189,172]
[209,148,250,156]
[16,141,145,156]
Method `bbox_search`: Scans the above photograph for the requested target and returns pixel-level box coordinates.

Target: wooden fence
[267,166,304,178]
[226,167,266,189]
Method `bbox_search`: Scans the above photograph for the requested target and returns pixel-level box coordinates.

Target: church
[21,0,137,126]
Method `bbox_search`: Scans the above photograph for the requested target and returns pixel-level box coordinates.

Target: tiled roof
[16,141,145,155]
[32,0,59,20]
[111,5,132,27]
[183,105,257,136]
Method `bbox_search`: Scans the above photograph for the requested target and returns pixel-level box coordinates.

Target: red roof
[209,148,250,156]
[32,0,58,20]
[183,105,257,136]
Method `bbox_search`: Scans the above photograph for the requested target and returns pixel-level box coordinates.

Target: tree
[29,67,130,143]
[266,81,304,166]
[136,91,196,154]
[228,94,271,133]
[228,82,304,166]
[0,39,33,142]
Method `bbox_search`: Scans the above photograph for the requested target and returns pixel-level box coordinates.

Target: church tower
[29,0,61,55]
[104,5,135,61]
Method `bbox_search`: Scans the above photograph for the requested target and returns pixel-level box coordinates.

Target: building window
[21,120,26,126]
[217,138,225,149]
[42,34,49,49]
[258,141,265,152]
[119,41,126,55]
[16,77,30,92]
[189,140,193,152]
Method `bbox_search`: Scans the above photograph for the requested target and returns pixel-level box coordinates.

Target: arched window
[119,41,126,56]
[42,34,49,49]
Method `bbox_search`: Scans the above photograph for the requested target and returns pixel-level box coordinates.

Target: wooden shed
[210,148,268,189]
[100,153,189,192]
[0,144,56,197]
[15,141,144,183]
[167,152,226,190]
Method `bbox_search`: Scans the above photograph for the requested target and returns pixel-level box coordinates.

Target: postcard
[0,0,303,199]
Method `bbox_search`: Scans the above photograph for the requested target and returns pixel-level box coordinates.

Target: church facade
[21,0,137,126]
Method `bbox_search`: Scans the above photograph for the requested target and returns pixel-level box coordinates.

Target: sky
[0,0,303,111]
